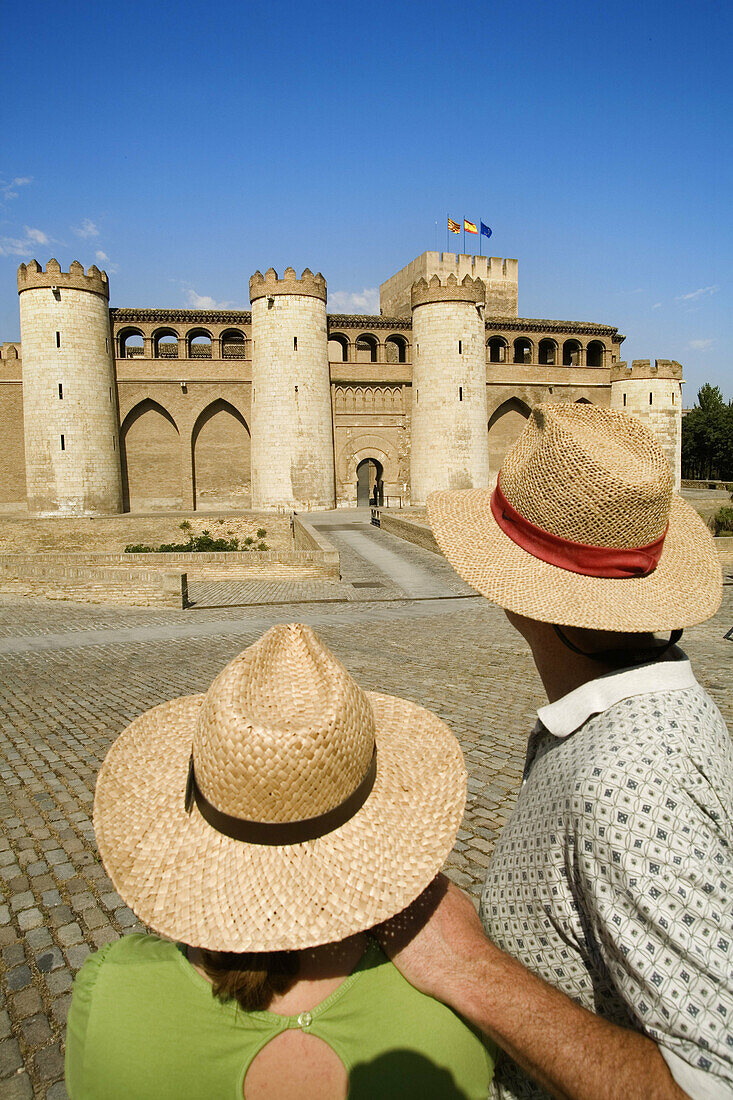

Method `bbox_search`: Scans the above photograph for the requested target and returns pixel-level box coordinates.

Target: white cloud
[675,285,718,302]
[72,219,99,239]
[688,338,715,351]
[0,226,52,256]
[184,288,233,309]
[328,287,380,314]
[25,226,49,245]
[95,250,109,262]
[652,302,662,310]
[0,176,32,201]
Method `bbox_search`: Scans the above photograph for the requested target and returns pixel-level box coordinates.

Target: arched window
[221,329,247,359]
[586,340,605,367]
[538,338,557,365]
[488,398,531,472]
[328,334,349,363]
[187,329,212,359]
[563,339,582,366]
[355,333,379,363]
[487,337,507,363]
[513,338,532,364]
[153,329,179,359]
[385,335,408,364]
[118,328,144,359]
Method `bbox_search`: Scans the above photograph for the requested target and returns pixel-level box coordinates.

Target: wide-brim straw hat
[428,403,722,632]
[94,623,466,952]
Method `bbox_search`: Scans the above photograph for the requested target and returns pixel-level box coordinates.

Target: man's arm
[378,876,689,1100]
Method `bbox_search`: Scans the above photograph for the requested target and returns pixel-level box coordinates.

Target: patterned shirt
[481,655,733,1100]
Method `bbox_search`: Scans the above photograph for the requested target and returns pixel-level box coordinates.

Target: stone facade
[0,250,683,513]
[17,261,122,515]
[610,359,683,490]
[410,275,489,502]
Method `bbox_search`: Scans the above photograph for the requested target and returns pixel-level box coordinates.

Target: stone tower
[249,267,335,510]
[17,259,122,515]
[410,274,490,504]
[610,359,683,491]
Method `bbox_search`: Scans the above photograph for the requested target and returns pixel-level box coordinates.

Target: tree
[682,385,733,482]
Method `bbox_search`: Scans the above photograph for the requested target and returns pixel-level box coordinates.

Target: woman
[66,623,495,1098]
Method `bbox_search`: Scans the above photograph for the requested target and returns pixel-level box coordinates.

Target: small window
[105,337,109,353]
[60,434,65,451]
[459,386,463,401]
[458,340,462,354]
[623,393,627,407]
[671,392,675,404]
[293,336,298,351]
[56,331,61,348]
[112,435,115,450]
[415,389,418,404]
[294,385,299,393]
[109,387,112,402]
[252,387,255,402]
[58,383,63,400]
[649,392,653,405]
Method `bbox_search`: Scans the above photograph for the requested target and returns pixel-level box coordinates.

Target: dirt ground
[0,511,294,554]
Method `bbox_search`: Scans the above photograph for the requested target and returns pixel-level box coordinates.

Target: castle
[0,252,683,515]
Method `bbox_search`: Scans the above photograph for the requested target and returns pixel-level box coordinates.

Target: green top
[66,933,495,1099]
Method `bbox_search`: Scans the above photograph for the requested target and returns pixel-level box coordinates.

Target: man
[380,403,732,1100]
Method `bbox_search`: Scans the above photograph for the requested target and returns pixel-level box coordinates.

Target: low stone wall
[292,515,341,576]
[0,557,187,607]
[377,511,441,555]
[682,479,733,491]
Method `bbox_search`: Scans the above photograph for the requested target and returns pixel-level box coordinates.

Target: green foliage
[682,384,733,481]
[125,524,270,553]
[712,506,733,537]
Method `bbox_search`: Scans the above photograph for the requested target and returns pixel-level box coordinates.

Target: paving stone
[0,1011,10,1040]
[36,947,64,973]
[113,907,137,928]
[33,1042,65,1080]
[46,1082,69,1100]
[44,969,72,995]
[0,1072,33,1099]
[10,987,43,1019]
[49,995,71,1026]
[5,964,32,991]
[0,1037,23,1077]
[56,923,82,947]
[17,908,43,931]
[1,943,25,966]
[18,1012,53,1047]
[65,944,91,971]
[24,927,52,951]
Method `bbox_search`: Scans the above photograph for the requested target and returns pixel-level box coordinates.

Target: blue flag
[481,222,492,239]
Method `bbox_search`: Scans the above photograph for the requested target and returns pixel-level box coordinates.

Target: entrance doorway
[357,458,383,507]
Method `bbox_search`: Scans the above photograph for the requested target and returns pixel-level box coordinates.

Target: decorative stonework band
[490,476,667,578]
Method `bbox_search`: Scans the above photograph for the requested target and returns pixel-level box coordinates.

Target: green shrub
[712,506,733,536]
[258,542,269,551]
[125,543,154,553]
[179,521,192,532]
[244,536,254,546]
[257,528,267,538]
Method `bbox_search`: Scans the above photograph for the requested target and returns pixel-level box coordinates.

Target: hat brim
[94,691,466,952]
[427,490,722,631]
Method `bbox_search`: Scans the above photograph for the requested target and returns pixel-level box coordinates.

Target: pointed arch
[120,399,181,511]
[488,397,531,474]
[191,398,251,509]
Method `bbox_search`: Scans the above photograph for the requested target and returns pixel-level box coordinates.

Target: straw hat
[428,403,722,632]
[94,624,466,952]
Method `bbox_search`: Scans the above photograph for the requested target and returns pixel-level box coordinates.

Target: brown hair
[198,948,299,1012]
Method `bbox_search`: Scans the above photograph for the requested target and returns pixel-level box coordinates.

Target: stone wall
[380,252,519,317]
[19,271,122,514]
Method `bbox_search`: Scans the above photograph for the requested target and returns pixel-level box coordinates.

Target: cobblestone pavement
[0,516,731,1096]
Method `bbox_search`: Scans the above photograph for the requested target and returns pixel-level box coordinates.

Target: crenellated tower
[249,267,335,509]
[17,259,122,515]
[610,360,683,490]
[410,274,490,504]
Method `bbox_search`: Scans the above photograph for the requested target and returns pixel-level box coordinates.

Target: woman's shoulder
[75,933,184,992]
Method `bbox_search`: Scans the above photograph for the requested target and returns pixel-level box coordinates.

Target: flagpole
[446,214,448,255]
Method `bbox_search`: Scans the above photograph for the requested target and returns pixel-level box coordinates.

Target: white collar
[537,654,696,739]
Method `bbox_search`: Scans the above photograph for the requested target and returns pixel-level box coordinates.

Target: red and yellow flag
[464,219,478,234]
[447,218,460,234]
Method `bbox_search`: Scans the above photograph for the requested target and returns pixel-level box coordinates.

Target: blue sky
[2,0,731,400]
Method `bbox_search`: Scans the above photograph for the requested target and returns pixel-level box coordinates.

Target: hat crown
[193,625,375,824]
[500,404,673,548]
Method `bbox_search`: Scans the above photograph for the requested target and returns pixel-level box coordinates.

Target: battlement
[611,359,683,382]
[381,251,517,317]
[411,273,486,309]
[17,259,110,299]
[249,266,327,303]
